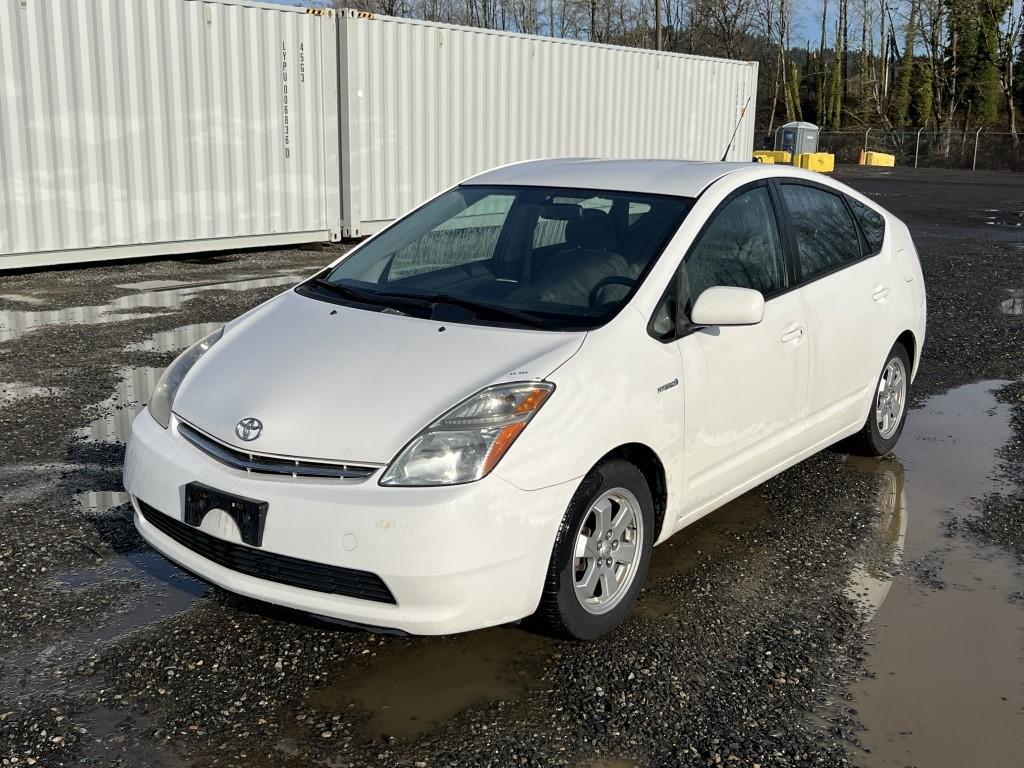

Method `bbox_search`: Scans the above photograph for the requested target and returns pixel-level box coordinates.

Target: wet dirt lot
[1,167,1022,767]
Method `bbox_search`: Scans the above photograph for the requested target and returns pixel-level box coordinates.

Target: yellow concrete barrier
[767,150,792,164]
[863,151,896,167]
[794,152,835,173]
[752,152,776,164]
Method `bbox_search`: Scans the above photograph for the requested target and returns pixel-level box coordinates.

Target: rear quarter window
[848,197,886,254]
[780,184,862,282]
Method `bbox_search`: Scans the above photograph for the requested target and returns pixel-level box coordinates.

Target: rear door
[775,181,894,442]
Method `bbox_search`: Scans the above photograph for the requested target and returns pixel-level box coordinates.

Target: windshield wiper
[376,291,549,329]
[308,278,419,314]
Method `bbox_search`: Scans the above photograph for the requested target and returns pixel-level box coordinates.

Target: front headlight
[379,382,554,486]
[148,328,224,428]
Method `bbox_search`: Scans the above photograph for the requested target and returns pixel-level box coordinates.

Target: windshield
[310,185,693,331]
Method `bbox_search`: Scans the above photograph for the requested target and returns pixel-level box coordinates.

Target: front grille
[137,499,396,604]
[177,421,379,480]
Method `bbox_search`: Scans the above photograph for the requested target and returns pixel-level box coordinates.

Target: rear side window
[848,197,886,253]
[781,184,862,282]
[684,186,787,302]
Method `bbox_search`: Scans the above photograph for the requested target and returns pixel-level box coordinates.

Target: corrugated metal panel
[0,0,337,268]
[338,13,757,235]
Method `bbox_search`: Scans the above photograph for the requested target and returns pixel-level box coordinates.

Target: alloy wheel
[572,487,643,614]
[875,357,907,439]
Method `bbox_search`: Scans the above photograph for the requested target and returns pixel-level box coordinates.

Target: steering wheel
[588,276,636,308]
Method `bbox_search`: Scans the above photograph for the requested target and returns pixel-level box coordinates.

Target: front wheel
[847,343,911,456]
[528,460,654,640]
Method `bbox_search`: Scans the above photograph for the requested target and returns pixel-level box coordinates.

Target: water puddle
[1001,289,1024,316]
[124,322,223,353]
[845,459,907,619]
[635,493,768,619]
[76,366,164,444]
[976,207,1024,228]
[0,381,64,407]
[75,490,131,516]
[0,293,46,306]
[850,380,1024,767]
[77,322,224,443]
[305,627,552,739]
[1,550,208,696]
[0,272,302,343]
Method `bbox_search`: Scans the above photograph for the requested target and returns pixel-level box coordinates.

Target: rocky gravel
[1,168,1022,767]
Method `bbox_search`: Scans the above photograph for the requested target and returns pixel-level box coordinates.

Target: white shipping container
[0,0,340,269]
[0,1,758,270]
[337,11,758,237]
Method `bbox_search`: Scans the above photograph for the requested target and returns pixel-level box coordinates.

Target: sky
[264,0,833,50]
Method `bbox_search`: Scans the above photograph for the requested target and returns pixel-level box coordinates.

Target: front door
[672,184,810,521]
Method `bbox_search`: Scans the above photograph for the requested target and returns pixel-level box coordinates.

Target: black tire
[846,342,912,457]
[528,459,654,640]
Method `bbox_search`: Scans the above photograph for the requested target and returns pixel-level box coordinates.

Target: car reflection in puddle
[845,458,907,619]
[849,380,1024,768]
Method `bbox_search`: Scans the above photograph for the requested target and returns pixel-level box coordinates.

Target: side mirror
[690,286,765,327]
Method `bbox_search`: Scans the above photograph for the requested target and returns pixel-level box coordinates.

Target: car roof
[462,158,778,199]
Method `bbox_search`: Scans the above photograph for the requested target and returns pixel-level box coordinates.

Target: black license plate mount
[184,482,269,547]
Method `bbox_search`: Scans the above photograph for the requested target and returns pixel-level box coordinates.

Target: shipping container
[0,0,340,270]
[336,11,758,237]
[0,1,758,270]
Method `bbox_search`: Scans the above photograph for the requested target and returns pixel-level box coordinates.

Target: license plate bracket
[184,482,269,547]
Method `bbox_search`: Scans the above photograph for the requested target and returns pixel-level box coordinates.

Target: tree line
[330,0,1024,140]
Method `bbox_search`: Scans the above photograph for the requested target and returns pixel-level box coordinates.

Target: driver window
[684,187,786,306]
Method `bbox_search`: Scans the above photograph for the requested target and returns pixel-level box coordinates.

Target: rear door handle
[872,285,892,302]
[781,325,805,344]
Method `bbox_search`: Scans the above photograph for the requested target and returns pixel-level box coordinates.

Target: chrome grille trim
[177,421,379,480]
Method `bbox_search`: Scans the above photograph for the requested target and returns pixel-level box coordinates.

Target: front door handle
[873,285,892,302]
[781,325,805,344]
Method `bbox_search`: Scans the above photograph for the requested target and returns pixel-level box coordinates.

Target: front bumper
[124,409,577,635]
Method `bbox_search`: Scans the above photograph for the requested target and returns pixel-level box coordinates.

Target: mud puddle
[0,272,302,343]
[849,381,1024,767]
[305,627,553,739]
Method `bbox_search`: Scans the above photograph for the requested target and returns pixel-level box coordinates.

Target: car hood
[172,290,586,464]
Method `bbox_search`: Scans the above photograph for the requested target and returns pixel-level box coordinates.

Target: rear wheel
[529,460,654,640]
[847,343,911,456]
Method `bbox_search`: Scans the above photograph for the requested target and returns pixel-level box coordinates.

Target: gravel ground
[1,167,1022,768]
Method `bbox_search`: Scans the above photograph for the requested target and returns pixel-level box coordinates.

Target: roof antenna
[720,96,752,162]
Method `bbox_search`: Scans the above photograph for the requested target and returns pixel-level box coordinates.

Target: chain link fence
[809,129,1024,171]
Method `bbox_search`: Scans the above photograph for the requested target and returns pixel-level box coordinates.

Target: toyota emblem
[235,417,263,442]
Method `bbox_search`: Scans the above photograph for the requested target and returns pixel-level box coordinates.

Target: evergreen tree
[911,57,935,124]
[893,0,920,126]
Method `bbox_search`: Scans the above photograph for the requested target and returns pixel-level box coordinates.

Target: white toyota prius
[124,159,926,639]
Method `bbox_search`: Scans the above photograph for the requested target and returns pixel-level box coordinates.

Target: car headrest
[565,209,616,251]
